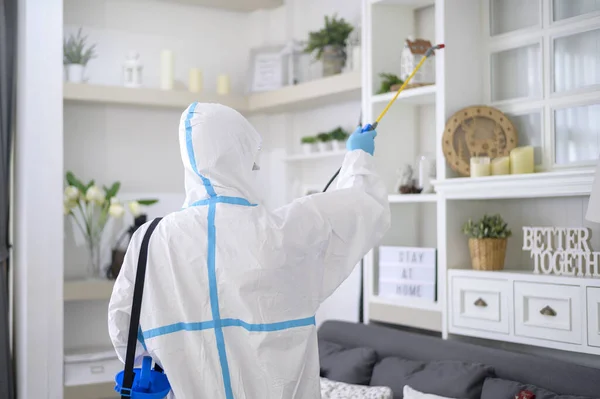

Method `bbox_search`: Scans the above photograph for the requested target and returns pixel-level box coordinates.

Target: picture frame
[247,45,286,93]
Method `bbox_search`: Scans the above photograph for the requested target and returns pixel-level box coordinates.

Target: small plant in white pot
[330,127,349,151]
[316,132,333,152]
[301,136,317,154]
[63,28,97,83]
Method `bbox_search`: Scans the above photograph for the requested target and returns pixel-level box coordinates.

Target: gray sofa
[318,320,600,399]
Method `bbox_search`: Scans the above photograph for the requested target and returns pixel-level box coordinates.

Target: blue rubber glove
[346,126,377,155]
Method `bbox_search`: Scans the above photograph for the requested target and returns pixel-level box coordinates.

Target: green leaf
[85,180,95,193]
[137,199,159,206]
[66,171,86,192]
[108,182,121,198]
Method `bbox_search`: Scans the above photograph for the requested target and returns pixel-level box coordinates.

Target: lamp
[586,159,600,222]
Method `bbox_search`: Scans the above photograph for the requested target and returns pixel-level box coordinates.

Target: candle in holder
[470,157,491,177]
[217,74,230,95]
[160,50,174,90]
[189,68,203,93]
[510,146,534,174]
[491,156,510,175]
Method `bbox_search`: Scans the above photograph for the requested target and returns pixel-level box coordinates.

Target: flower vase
[86,233,103,279]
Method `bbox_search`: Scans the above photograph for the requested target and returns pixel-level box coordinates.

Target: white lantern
[123,51,143,88]
[400,36,435,86]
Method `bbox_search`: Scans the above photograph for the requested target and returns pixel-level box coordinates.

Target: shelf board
[433,169,595,200]
[388,193,437,203]
[248,72,362,114]
[64,82,248,111]
[369,0,435,7]
[371,85,436,106]
[285,150,346,162]
[370,295,441,312]
[64,279,114,302]
[64,72,361,114]
[64,382,116,399]
[157,0,282,12]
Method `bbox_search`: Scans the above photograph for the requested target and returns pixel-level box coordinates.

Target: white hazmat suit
[108,103,390,398]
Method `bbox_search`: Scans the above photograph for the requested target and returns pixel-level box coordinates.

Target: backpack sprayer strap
[121,217,162,398]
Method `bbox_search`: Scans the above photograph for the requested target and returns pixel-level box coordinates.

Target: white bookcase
[362,0,600,364]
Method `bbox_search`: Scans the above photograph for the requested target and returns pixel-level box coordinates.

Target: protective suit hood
[179,103,262,206]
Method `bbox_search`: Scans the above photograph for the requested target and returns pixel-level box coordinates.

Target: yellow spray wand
[322,43,445,192]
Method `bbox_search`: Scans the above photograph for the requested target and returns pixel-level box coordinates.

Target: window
[484,0,600,169]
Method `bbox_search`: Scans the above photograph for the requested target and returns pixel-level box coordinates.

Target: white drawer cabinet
[447,270,600,356]
[451,276,509,334]
[514,282,582,345]
[587,287,600,347]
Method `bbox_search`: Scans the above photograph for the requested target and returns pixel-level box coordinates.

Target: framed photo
[248,45,286,93]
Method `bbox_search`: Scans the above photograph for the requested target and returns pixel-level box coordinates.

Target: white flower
[108,203,125,218]
[64,186,79,201]
[63,198,77,215]
[128,201,142,217]
[110,197,120,205]
[85,185,105,205]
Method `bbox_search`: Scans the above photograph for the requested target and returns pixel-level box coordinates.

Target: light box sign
[378,246,437,301]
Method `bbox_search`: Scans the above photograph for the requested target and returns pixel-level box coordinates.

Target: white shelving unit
[63,71,362,115]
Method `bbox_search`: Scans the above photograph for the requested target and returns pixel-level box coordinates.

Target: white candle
[217,74,230,95]
[470,157,491,177]
[491,156,510,175]
[510,146,535,174]
[160,50,174,90]
[189,68,203,93]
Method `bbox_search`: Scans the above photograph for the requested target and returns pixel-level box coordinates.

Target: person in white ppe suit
[108,102,390,398]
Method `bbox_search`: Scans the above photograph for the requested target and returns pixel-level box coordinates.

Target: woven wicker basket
[468,238,507,271]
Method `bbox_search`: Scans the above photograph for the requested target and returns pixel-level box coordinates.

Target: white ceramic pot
[67,64,85,83]
[332,140,345,152]
[317,141,332,152]
[302,143,315,154]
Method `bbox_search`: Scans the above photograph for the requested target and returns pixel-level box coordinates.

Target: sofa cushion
[481,378,596,399]
[320,377,393,399]
[370,357,494,399]
[319,340,378,385]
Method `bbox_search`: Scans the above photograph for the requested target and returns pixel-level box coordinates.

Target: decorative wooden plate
[442,105,517,176]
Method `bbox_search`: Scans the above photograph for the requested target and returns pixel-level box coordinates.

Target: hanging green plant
[304,14,354,60]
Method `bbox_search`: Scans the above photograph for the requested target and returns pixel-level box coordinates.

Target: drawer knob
[540,306,557,317]
[474,298,487,307]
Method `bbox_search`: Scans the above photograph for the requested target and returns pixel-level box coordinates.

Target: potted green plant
[330,127,349,151]
[63,171,158,278]
[63,28,97,83]
[301,136,317,154]
[377,73,404,94]
[305,15,354,77]
[462,214,512,271]
[316,132,333,152]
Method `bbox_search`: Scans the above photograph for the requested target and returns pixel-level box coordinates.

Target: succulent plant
[462,214,512,239]
[317,132,333,142]
[330,127,349,141]
[301,136,317,144]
